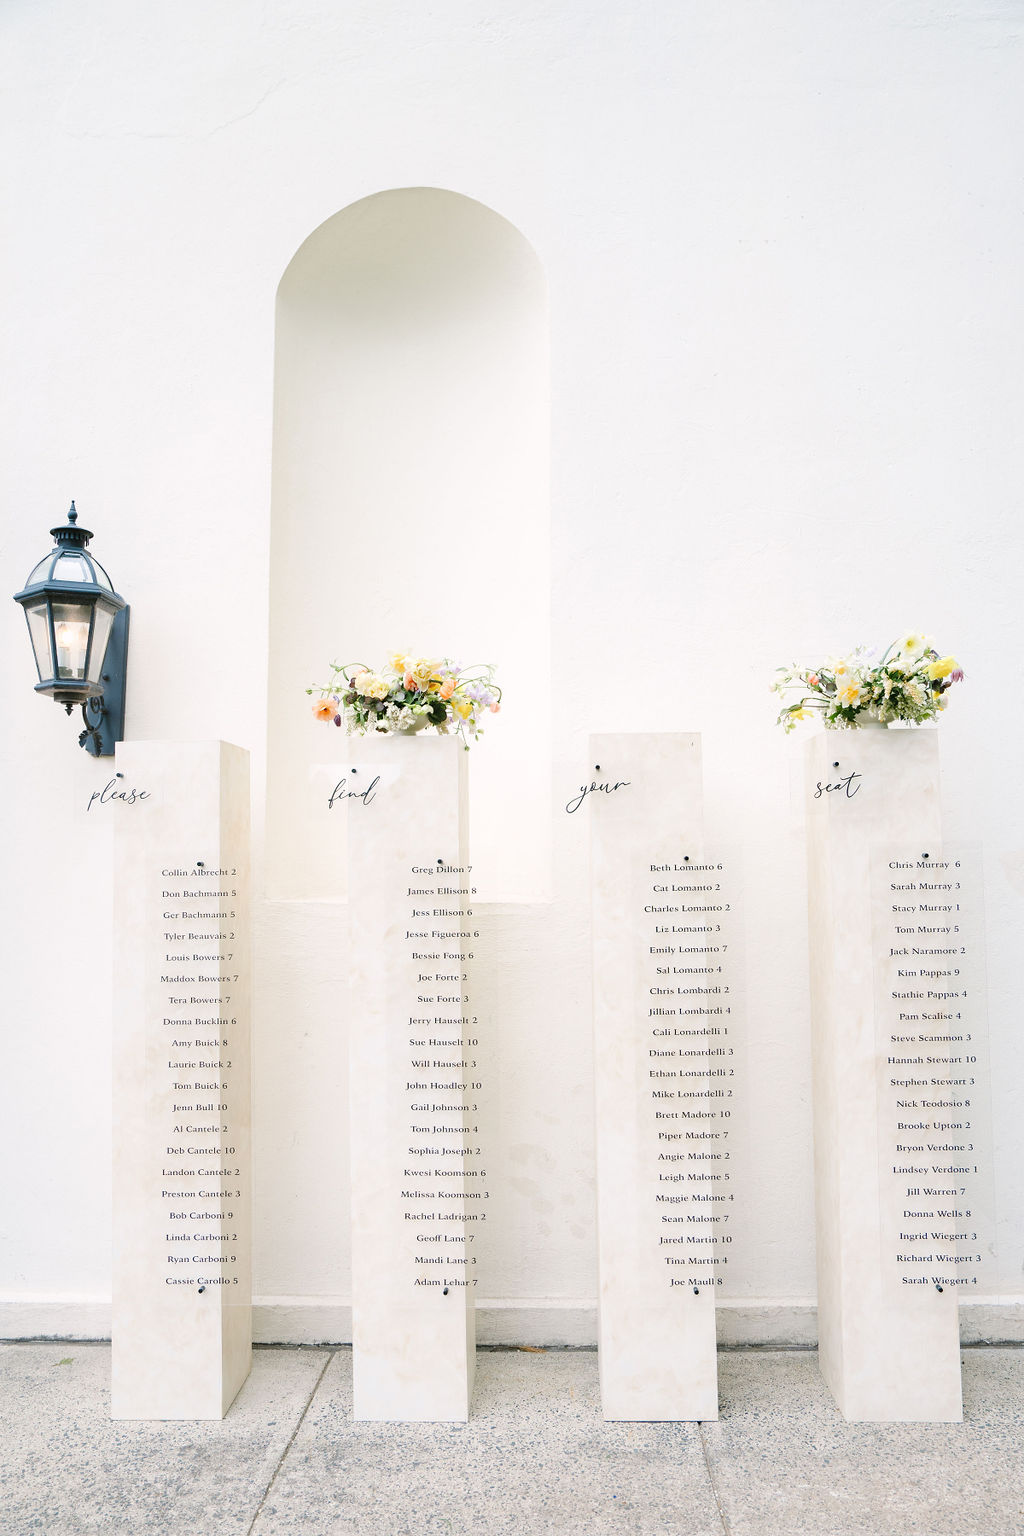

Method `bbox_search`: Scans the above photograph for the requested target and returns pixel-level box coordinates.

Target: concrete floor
[1,1344,1021,1536]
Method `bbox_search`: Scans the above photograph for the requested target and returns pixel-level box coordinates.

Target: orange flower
[440,677,456,700]
[404,672,418,691]
[313,699,335,721]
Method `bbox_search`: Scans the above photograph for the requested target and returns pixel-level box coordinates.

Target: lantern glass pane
[51,601,92,680]
[87,605,115,682]
[26,554,56,586]
[86,555,115,591]
[24,600,54,682]
[52,553,92,583]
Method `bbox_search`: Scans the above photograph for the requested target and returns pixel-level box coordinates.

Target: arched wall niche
[266,187,550,902]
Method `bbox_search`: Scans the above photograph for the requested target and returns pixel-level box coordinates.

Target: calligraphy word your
[565,778,631,815]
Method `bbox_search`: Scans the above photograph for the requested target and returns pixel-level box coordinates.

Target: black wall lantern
[13,503,129,757]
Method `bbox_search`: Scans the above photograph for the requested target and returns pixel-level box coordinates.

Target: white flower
[896,631,930,662]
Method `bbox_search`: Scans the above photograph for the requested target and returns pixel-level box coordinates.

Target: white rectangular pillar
[590,733,719,1421]
[347,735,476,1421]
[112,740,252,1419]
[805,729,962,1422]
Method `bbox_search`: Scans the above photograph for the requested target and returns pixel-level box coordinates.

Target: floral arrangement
[308,652,501,747]
[772,631,963,733]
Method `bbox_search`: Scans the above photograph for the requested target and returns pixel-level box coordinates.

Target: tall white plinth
[112,741,252,1419]
[347,735,476,1422]
[590,734,718,1421]
[806,729,962,1422]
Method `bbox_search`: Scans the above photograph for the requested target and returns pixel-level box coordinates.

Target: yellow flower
[790,707,813,722]
[354,671,390,700]
[408,656,440,686]
[836,679,864,708]
[451,695,473,719]
[387,651,409,676]
[926,655,956,680]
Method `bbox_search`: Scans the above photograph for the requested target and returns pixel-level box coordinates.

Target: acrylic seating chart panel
[111,740,252,1420]
[346,735,478,1422]
[589,733,746,1421]
[805,729,966,1423]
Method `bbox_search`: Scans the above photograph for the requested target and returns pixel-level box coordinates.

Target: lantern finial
[51,502,92,547]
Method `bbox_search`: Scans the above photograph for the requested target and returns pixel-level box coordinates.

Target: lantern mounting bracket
[75,606,130,758]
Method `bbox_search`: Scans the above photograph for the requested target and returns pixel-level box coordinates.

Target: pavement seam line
[698,1420,732,1536]
[244,1347,335,1536]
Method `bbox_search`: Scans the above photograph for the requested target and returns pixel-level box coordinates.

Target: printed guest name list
[158,864,245,1290]
[643,857,739,1292]
[875,850,992,1292]
[400,861,485,1294]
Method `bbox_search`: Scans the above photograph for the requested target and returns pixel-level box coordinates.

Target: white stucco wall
[2,0,1022,1344]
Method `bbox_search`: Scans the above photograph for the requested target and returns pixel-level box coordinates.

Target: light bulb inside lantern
[54,618,90,679]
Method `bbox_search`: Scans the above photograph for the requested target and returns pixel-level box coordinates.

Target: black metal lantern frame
[13,504,130,757]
